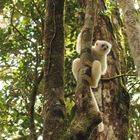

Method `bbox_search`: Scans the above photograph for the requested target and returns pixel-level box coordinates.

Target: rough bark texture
[88,0,130,140]
[65,1,102,140]
[43,0,66,140]
[118,0,140,78]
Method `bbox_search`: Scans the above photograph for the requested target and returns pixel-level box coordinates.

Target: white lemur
[72,32,112,132]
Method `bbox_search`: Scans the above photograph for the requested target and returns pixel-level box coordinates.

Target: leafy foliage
[0,0,45,138]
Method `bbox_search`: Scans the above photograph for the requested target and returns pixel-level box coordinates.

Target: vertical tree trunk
[64,1,102,140]
[89,0,130,140]
[118,0,140,78]
[43,0,66,140]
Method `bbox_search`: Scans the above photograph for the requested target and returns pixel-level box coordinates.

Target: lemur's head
[94,40,112,55]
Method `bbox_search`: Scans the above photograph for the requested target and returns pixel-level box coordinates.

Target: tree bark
[64,1,102,140]
[88,0,130,140]
[118,0,140,78]
[43,0,66,140]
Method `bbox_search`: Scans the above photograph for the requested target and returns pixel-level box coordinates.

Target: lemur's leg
[72,58,80,81]
[91,60,102,88]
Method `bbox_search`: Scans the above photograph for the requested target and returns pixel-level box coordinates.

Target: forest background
[0,0,140,140]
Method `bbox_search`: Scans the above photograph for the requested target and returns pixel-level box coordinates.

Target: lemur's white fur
[76,32,82,54]
[72,32,112,132]
[90,88,104,132]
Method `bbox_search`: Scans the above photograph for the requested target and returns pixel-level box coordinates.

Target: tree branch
[10,6,35,45]
[29,70,44,140]
[32,0,44,20]
[101,74,136,81]
[14,7,32,18]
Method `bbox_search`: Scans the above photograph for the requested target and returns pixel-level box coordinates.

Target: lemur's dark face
[94,40,112,55]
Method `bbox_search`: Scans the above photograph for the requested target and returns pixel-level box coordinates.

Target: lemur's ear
[95,40,100,46]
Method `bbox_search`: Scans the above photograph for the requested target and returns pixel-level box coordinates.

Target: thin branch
[32,0,44,22]
[128,80,140,92]
[10,6,35,45]
[29,69,44,139]
[65,74,138,98]
[0,64,15,68]
[14,7,32,18]
[101,74,136,81]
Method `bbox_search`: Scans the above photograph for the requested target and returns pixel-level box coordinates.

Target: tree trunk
[43,0,66,140]
[64,1,103,140]
[118,0,140,78]
[89,0,130,140]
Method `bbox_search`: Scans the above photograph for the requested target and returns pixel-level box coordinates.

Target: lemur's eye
[102,44,108,48]
[101,44,105,47]
[102,44,108,49]
[106,45,108,48]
